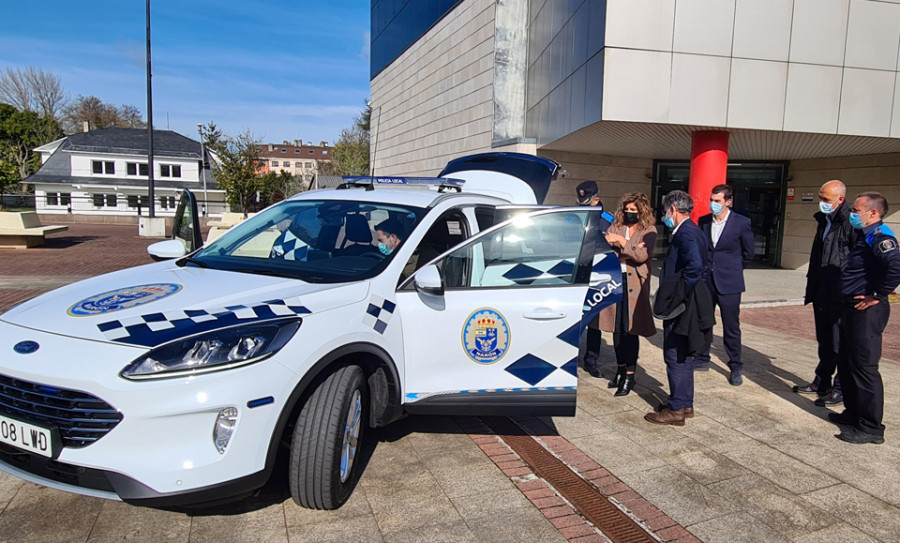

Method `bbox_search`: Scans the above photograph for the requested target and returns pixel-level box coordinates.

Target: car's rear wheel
[289,365,367,509]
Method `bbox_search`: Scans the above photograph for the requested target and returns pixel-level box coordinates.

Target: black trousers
[612,277,639,372]
[838,301,889,437]
[583,327,602,371]
[812,301,843,393]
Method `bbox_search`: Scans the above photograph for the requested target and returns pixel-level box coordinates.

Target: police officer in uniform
[830,192,900,445]
[577,181,614,377]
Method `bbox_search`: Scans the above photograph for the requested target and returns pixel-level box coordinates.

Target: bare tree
[62,96,145,133]
[0,67,66,120]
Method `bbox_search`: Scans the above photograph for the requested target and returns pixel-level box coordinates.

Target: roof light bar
[339,176,465,191]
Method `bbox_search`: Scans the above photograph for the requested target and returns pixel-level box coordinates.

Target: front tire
[289,365,367,509]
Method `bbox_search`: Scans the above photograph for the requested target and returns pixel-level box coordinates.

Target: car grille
[0,373,122,448]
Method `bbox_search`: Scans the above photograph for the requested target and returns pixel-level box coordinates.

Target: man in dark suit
[646,190,710,426]
[692,184,754,386]
[577,181,614,378]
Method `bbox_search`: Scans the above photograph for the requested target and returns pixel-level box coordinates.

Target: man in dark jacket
[646,190,711,426]
[794,180,857,406]
[693,184,755,386]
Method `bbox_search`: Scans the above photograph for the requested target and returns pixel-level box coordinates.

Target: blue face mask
[378,242,393,255]
[663,214,675,229]
[819,201,834,215]
[848,212,864,229]
[710,201,724,216]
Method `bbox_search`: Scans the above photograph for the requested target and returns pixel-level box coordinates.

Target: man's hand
[853,295,880,310]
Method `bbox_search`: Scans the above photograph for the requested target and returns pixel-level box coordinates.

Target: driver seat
[340,214,377,256]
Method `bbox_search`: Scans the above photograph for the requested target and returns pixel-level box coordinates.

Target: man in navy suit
[692,184,755,385]
[646,190,709,426]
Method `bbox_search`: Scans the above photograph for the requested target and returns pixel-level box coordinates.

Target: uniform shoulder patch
[879,238,897,253]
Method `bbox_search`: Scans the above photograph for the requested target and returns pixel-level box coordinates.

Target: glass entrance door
[653,162,787,267]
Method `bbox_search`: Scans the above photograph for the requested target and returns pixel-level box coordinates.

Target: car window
[441,210,588,288]
[191,200,427,283]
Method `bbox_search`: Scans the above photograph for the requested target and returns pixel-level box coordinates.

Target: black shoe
[837,426,884,445]
[815,391,843,407]
[827,411,855,426]
[729,370,743,386]
[614,374,634,397]
[584,365,601,378]
[608,367,625,389]
[793,382,829,396]
[693,363,710,372]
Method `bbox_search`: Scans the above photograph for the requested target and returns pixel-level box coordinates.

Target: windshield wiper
[177,256,209,268]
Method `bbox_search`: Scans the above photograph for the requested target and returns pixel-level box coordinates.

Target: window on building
[160,196,176,209]
[272,160,279,167]
[283,161,291,167]
[127,195,147,208]
[281,149,286,153]
[92,160,115,174]
[46,192,71,206]
[294,149,300,153]
[305,162,313,168]
[92,193,117,207]
[308,149,314,154]
[61,193,71,206]
[46,193,58,206]
[159,164,182,178]
[322,150,328,155]
[126,163,149,176]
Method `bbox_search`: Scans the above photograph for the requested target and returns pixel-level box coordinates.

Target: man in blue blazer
[693,184,755,385]
[646,190,710,426]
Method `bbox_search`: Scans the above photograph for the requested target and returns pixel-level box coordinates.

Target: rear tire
[289,365,367,509]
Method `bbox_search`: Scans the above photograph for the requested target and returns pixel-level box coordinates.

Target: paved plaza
[1,224,899,543]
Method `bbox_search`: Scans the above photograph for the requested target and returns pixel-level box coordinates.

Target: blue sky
[0,0,371,146]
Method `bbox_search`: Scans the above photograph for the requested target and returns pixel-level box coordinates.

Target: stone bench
[0,211,68,249]
[206,212,256,242]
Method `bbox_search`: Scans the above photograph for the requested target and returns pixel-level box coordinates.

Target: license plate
[0,414,54,458]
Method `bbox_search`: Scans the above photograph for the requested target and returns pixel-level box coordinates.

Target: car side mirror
[414,264,444,297]
[148,239,188,261]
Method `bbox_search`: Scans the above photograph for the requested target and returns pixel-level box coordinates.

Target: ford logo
[13,341,39,355]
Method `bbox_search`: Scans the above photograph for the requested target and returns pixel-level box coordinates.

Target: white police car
[0,153,622,509]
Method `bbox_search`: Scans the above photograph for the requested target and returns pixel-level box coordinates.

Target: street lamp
[197,123,208,216]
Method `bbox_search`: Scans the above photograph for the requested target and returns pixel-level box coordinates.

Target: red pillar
[688,130,729,222]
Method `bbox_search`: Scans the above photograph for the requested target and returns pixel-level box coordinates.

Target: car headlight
[120,319,300,380]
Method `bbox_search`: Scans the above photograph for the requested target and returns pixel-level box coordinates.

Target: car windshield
[189,199,427,283]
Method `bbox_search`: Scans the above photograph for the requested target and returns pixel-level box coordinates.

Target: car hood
[0,261,370,348]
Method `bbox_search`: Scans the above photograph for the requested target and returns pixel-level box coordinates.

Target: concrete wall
[538,150,653,207]
[782,153,900,269]
[370,0,496,176]
[527,0,900,146]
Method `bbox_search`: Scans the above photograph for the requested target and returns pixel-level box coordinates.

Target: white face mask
[819,201,835,215]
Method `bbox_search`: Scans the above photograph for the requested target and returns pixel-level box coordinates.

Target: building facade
[370,0,900,268]
[257,140,332,186]
[26,127,225,218]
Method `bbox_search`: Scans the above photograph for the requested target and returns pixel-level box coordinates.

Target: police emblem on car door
[396,207,621,416]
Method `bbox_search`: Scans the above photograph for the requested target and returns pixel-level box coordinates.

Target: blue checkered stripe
[97,297,310,347]
[270,230,308,261]
[362,295,395,334]
[490,259,576,286]
[501,322,581,386]
[406,385,575,401]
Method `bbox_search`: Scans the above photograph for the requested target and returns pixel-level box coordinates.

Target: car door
[396,207,621,417]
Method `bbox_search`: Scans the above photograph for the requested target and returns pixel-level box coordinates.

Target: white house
[26,127,226,218]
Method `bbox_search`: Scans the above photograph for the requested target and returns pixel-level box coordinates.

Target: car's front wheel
[289,365,367,509]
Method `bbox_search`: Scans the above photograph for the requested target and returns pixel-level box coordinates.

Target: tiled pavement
[1,224,900,542]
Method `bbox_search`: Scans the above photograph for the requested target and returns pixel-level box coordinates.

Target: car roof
[287,185,502,208]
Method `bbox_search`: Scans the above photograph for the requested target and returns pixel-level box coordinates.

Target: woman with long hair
[598,192,658,396]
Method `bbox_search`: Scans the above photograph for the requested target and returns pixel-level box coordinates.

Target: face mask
[710,201,724,215]
[378,242,393,255]
[819,201,834,215]
[623,211,639,225]
[848,212,864,229]
[663,214,675,229]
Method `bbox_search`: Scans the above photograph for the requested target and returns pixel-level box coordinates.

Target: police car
[0,153,622,509]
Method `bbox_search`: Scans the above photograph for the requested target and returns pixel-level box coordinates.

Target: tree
[320,102,371,176]
[0,67,66,120]
[212,130,273,215]
[0,103,64,182]
[62,95,146,133]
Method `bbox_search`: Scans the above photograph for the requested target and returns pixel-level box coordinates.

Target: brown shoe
[645,408,687,426]
[656,403,694,418]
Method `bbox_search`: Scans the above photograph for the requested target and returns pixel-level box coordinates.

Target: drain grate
[483,417,658,543]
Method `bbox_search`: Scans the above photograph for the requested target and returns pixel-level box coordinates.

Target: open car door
[396,206,622,417]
